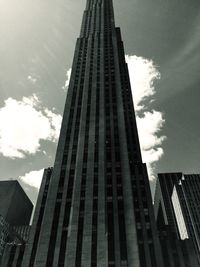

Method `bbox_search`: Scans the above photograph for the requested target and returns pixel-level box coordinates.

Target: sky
[0,0,200,205]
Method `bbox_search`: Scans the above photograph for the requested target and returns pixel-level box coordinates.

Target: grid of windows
[46,38,88,267]
[104,33,115,266]
[91,36,101,267]
[57,38,88,267]
[104,2,128,265]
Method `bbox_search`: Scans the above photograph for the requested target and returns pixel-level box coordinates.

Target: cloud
[0,94,62,158]
[136,111,165,151]
[62,68,72,91]
[126,55,160,112]
[126,55,165,180]
[44,109,62,141]
[27,75,38,84]
[19,169,44,189]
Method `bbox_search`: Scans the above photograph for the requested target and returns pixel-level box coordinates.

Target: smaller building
[0,180,33,265]
[154,172,200,267]
[0,180,33,226]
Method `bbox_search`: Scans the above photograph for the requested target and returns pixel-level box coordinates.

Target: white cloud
[0,94,62,158]
[19,169,44,189]
[136,111,166,151]
[65,68,72,87]
[62,68,72,91]
[44,109,62,141]
[125,55,160,112]
[126,55,165,180]
[27,75,38,84]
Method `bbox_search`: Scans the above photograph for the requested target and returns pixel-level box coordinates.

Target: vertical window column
[75,37,94,267]
[91,36,100,267]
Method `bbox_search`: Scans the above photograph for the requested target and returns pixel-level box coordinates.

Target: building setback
[22,0,164,266]
[154,173,200,267]
[21,168,53,267]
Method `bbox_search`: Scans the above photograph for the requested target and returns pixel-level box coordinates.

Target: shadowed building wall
[0,181,33,226]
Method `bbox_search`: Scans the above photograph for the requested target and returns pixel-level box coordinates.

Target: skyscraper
[154,173,200,266]
[22,0,163,266]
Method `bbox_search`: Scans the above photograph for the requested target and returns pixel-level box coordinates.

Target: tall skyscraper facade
[22,0,163,266]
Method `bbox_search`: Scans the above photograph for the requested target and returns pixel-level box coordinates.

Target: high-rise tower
[22,0,163,266]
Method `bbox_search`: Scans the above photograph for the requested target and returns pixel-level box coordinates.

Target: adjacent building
[0,180,33,265]
[21,0,164,266]
[154,173,200,266]
[0,181,33,226]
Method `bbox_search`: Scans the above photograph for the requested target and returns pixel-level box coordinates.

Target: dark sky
[0,0,200,203]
